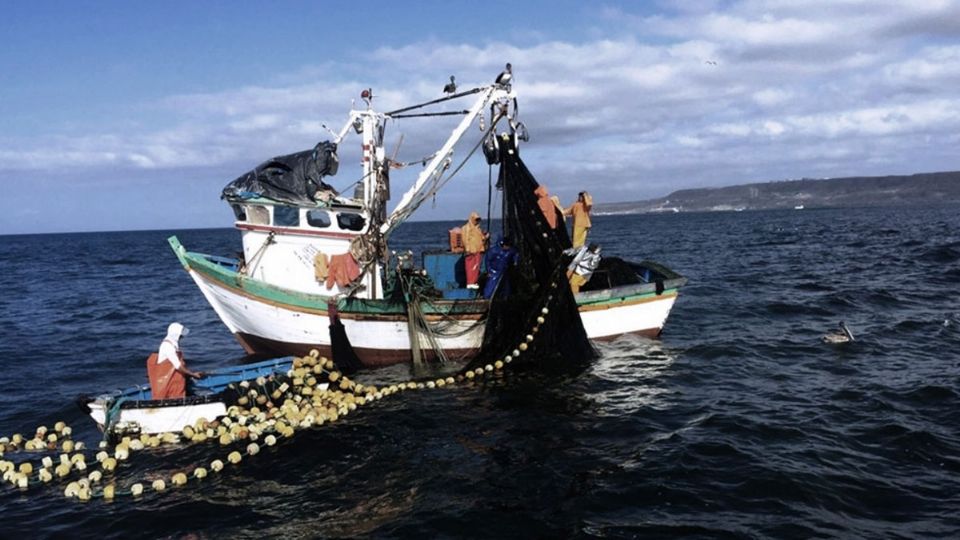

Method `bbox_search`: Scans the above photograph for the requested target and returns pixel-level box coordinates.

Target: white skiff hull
[88,399,227,436]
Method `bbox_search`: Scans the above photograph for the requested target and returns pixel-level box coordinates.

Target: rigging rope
[390,111,470,119]
[385,87,483,117]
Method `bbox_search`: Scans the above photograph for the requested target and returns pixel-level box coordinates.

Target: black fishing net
[468,137,597,372]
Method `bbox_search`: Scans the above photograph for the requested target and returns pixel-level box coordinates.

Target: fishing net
[467,137,597,372]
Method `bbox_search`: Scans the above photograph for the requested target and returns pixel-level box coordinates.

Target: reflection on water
[589,335,678,414]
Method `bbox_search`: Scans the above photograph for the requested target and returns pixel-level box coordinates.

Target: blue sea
[1,207,959,538]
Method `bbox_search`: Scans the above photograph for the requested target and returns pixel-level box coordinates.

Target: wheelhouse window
[273,206,300,227]
[337,212,366,231]
[231,204,247,222]
[306,209,332,228]
[247,205,269,225]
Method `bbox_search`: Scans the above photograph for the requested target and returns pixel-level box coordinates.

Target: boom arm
[380,85,513,236]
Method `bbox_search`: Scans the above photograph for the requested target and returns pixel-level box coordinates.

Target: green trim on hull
[167,235,681,316]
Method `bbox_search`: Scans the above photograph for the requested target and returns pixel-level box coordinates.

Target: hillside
[595,171,960,214]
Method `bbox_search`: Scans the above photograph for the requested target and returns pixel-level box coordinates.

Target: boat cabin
[228,198,382,298]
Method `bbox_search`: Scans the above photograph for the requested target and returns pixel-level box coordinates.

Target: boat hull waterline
[172,238,682,367]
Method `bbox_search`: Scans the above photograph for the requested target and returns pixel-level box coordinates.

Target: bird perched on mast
[443,75,457,94]
[495,63,513,87]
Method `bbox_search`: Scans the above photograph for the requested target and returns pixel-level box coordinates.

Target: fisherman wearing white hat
[147,322,205,399]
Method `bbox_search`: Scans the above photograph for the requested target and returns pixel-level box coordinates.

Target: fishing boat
[169,70,686,369]
[83,357,295,436]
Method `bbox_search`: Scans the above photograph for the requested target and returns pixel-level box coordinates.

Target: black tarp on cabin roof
[221,141,339,205]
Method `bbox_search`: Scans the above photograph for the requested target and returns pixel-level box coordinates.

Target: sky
[2,1,959,234]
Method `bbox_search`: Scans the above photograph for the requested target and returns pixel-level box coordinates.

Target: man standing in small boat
[565,191,593,248]
[462,211,488,290]
[147,322,205,399]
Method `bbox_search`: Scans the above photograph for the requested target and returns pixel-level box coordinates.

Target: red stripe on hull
[234,332,479,368]
[234,326,665,369]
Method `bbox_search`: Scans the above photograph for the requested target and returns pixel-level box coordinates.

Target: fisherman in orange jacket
[147,322,205,400]
[461,211,488,289]
[565,191,593,248]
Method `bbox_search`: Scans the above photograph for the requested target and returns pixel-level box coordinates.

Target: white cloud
[752,88,792,107]
[2,0,959,217]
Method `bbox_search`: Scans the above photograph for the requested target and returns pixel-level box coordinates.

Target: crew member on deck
[564,243,602,294]
[565,191,593,248]
[462,211,488,289]
[534,186,559,229]
[483,236,519,299]
[147,322,205,400]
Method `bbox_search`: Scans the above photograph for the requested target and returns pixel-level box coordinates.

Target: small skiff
[82,357,296,437]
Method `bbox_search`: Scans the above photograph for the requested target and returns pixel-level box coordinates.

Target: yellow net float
[130,483,144,496]
[114,444,129,461]
[64,481,80,498]
[152,479,166,492]
[171,472,188,486]
[103,484,115,500]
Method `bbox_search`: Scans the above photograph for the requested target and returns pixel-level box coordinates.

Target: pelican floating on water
[822,321,855,344]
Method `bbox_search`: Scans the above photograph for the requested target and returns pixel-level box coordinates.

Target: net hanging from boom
[467,135,597,373]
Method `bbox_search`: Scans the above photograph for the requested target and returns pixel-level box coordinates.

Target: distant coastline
[595,171,960,214]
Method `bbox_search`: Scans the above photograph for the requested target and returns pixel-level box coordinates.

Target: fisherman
[565,191,593,248]
[461,211,488,289]
[483,236,519,299]
[147,322,205,400]
[564,243,602,294]
[534,186,559,229]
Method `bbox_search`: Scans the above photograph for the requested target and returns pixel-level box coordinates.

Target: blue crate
[423,250,465,290]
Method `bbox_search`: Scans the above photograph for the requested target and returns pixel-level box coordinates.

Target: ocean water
[0,206,958,538]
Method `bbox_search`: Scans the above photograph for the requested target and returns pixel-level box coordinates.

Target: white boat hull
[88,399,227,436]
[186,265,679,366]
